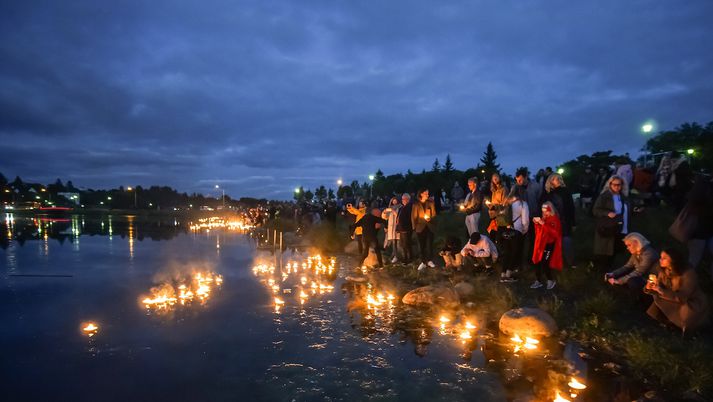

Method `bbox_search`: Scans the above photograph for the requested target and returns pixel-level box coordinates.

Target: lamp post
[127,187,137,208]
[215,185,225,208]
[368,175,375,199]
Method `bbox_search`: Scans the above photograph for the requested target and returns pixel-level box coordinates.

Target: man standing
[395,193,414,264]
[411,188,437,271]
[462,177,482,235]
[354,208,388,268]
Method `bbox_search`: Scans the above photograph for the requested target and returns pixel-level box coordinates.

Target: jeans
[465,213,480,235]
[416,227,434,263]
[398,231,413,263]
[359,236,383,267]
[535,243,555,282]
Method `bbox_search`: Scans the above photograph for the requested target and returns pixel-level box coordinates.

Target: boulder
[498,307,558,338]
[363,249,379,268]
[402,285,460,308]
[453,282,475,298]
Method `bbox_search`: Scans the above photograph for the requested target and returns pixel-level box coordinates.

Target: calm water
[1,214,506,402]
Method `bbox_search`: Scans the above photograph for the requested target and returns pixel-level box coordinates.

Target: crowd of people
[342,165,711,334]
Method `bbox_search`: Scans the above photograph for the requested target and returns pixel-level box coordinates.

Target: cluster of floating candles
[252,255,337,313]
[82,322,99,337]
[189,217,253,231]
[510,334,540,353]
[141,272,223,311]
[435,314,478,343]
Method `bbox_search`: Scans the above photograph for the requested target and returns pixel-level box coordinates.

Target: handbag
[596,215,621,237]
[669,204,696,243]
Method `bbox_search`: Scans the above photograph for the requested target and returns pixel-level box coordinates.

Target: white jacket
[511,200,529,234]
[460,236,498,261]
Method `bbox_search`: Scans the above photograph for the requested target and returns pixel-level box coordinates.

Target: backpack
[495,204,512,227]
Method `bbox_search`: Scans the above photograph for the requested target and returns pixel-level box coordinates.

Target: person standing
[531,202,563,290]
[411,188,437,271]
[451,182,465,204]
[486,173,509,241]
[347,200,367,255]
[381,197,401,263]
[500,191,529,282]
[354,208,389,268]
[395,193,414,264]
[462,177,483,236]
[544,173,576,268]
[593,176,630,269]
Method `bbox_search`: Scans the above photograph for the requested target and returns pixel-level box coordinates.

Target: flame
[465,321,476,330]
[568,377,587,390]
[439,315,450,324]
[141,272,223,311]
[82,322,99,337]
[553,391,571,402]
[511,334,539,353]
[189,217,254,231]
[459,330,472,341]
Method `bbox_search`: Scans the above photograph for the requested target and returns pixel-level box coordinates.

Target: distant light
[294,188,300,193]
[149,203,153,207]
[127,186,133,191]
[642,123,654,133]
[40,188,46,192]
[107,196,112,200]
[368,175,375,181]
[189,204,193,208]
[35,196,40,199]
[687,148,695,155]
[337,179,343,186]
[557,168,565,174]
[100,201,104,205]
[481,169,485,173]
[215,185,220,189]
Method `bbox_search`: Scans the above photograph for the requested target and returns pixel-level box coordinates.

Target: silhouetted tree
[444,154,454,173]
[479,142,500,177]
[431,158,441,172]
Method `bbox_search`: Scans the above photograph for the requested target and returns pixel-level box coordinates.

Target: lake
[1,214,508,402]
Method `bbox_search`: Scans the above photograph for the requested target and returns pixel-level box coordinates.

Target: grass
[277,204,713,399]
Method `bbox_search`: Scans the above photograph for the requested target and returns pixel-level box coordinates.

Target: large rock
[402,285,460,308]
[454,282,475,298]
[363,249,380,268]
[498,307,558,337]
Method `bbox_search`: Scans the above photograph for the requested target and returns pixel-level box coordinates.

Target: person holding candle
[645,247,709,333]
[353,208,389,269]
[543,173,576,269]
[381,197,401,263]
[604,232,658,290]
[395,193,414,264]
[486,173,509,240]
[530,201,563,290]
[462,177,483,236]
[347,200,367,256]
[411,188,437,271]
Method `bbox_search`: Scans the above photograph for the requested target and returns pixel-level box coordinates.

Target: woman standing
[544,173,576,268]
[486,173,509,239]
[411,188,437,271]
[646,248,709,333]
[381,197,401,263]
[531,201,562,290]
[593,176,630,269]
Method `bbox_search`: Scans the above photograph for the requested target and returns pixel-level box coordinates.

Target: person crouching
[460,232,498,272]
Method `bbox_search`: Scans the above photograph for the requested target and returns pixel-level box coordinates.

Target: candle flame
[568,377,587,390]
[553,391,571,402]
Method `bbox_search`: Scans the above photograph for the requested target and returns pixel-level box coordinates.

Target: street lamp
[368,175,375,199]
[294,187,300,194]
[687,148,695,155]
[215,185,225,208]
[337,179,343,186]
[127,187,137,208]
[557,168,565,175]
[642,123,654,134]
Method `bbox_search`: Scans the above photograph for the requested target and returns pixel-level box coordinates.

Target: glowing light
[368,175,375,181]
[459,330,472,341]
[511,334,539,353]
[465,321,476,330]
[141,272,223,312]
[557,168,564,174]
[687,148,695,155]
[553,391,571,402]
[337,179,343,186]
[642,123,654,133]
[568,377,587,390]
[82,322,99,337]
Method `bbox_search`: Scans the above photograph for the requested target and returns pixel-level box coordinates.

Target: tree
[327,188,335,200]
[643,121,713,171]
[479,142,501,177]
[0,172,7,187]
[315,185,328,202]
[293,186,305,202]
[444,154,454,173]
[431,158,441,172]
[11,176,24,190]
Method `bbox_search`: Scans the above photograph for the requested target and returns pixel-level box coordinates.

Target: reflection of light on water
[141,272,223,313]
[127,216,134,259]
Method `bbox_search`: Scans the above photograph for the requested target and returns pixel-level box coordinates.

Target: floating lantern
[82,322,99,337]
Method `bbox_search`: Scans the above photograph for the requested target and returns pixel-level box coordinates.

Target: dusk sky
[1,1,712,199]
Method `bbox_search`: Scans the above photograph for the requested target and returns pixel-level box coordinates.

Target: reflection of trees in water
[0,215,190,249]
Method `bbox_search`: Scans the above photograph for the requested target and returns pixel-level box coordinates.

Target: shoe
[530,281,543,289]
[417,263,427,271]
[500,277,518,283]
[427,261,436,268]
[547,280,556,290]
[391,256,398,263]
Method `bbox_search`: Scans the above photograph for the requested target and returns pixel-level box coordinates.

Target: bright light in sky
[642,123,654,133]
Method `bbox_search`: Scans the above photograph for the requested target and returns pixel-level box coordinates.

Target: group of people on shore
[345,166,712,333]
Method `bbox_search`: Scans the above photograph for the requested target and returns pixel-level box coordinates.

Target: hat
[469,232,481,244]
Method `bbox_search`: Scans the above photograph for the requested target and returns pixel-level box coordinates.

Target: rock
[498,307,558,338]
[402,285,460,308]
[345,276,368,283]
[363,249,379,268]
[344,240,359,254]
[453,282,475,298]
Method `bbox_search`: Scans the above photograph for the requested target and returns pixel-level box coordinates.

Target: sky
[1,0,712,199]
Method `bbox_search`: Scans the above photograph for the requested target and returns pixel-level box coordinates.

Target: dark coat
[354,214,388,241]
[395,202,413,232]
[411,199,436,233]
[593,190,630,256]
[648,267,710,331]
[545,187,576,236]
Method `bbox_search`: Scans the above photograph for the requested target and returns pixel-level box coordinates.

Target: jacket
[347,205,366,235]
[354,214,388,241]
[532,215,563,270]
[593,191,630,256]
[463,190,482,215]
[610,245,658,284]
[411,199,436,233]
[395,202,413,232]
[650,267,710,331]
[381,204,401,242]
[460,236,498,261]
[545,186,576,236]
[511,200,530,235]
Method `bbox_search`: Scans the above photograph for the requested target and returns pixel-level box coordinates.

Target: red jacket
[532,215,563,270]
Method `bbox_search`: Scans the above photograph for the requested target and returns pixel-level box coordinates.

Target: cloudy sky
[1,1,712,199]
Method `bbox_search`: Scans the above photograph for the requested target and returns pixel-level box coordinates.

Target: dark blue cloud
[1,0,712,198]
